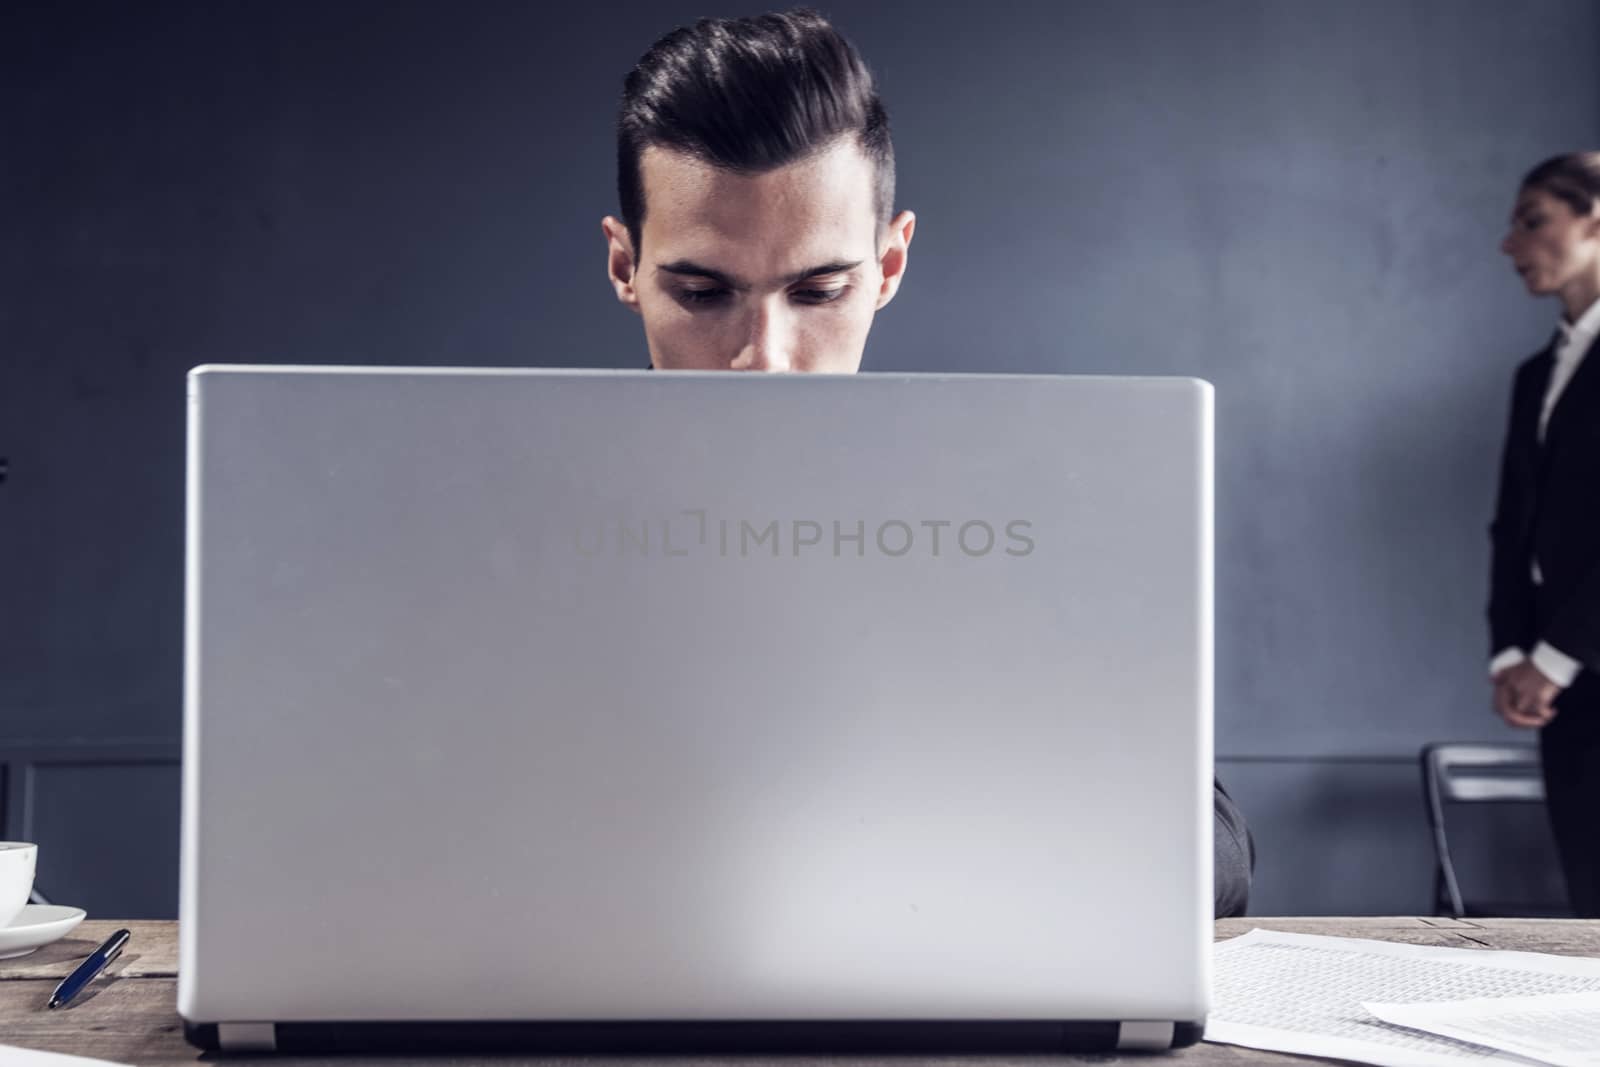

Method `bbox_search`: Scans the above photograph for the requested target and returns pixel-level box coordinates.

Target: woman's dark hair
[1521,152,1600,216]
[616,8,894,256]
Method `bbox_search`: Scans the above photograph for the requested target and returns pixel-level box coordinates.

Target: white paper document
[1209,929,1600,1066]
[0,1046,130,1067]
[1367,992,1600,1067]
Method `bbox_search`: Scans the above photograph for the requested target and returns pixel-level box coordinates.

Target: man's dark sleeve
[1213,777,1254,919]
[1488,358,1542,655]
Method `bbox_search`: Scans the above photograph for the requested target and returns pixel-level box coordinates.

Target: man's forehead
[1514,188,1557,214]
[638,140,878,276]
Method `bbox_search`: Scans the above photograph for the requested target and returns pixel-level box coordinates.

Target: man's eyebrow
[782,260,863,286]
[655,259,864,289]
[657,260,740,288]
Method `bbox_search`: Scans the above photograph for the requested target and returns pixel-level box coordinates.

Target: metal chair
[1421,742,1565,917]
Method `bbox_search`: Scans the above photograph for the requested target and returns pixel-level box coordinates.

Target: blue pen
[48,928,130,1009]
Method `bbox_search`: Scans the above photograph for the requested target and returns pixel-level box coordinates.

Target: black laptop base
[187,1018,1204,1054]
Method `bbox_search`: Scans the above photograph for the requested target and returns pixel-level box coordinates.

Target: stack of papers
[1210,929,1600,1066]
[1367,992,1600,1067]
[0,1047,131,1067]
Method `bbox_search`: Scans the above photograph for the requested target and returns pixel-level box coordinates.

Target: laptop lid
[179,367,1212,1052]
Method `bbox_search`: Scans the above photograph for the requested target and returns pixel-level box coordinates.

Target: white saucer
[0,904,88,960]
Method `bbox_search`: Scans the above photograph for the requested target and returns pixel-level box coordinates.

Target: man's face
[1500,186,1600,299]
[602,137,914,372]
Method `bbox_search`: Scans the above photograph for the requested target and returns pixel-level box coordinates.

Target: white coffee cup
[0,843,38,928]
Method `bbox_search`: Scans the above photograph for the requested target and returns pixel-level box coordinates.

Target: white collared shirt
[1539,295,1600,441]
[1489,297,1600,688]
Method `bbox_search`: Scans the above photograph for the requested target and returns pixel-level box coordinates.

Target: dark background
[2,0,1595,916]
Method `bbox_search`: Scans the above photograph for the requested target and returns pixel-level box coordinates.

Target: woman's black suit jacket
[1488,341,1600,673]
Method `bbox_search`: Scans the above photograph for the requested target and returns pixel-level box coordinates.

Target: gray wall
[3,0,1596,916]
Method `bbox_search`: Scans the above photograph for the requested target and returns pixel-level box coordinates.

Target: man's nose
[1500,231,1517,257]
[730,299,793,372]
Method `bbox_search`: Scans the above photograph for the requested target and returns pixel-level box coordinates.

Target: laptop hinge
[217,1022,277,1051]
[1116,1020,1175,1050]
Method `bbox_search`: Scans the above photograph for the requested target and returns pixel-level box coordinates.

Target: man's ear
[874,210,916,311]
[601,216,642,314]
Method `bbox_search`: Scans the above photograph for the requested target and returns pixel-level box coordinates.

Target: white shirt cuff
[1489,647,1527,677]
[1531,642,1582,688]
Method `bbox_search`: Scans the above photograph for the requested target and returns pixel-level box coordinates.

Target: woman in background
[1488,152,1600,916]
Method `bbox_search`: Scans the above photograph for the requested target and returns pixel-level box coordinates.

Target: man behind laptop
[598,8,1254,916]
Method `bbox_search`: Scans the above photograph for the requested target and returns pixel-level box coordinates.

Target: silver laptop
[179,367,1213,1054]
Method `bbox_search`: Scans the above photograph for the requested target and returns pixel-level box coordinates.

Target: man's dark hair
[1521,152,1600,217]
[616,8,894,258]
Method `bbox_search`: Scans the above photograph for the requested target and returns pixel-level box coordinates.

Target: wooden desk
[4,917,1599,1064]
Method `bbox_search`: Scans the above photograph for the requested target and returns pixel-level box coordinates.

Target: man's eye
[1521,215,1545,231]
[678,288,729,306]
[793,286,848,305]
